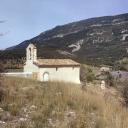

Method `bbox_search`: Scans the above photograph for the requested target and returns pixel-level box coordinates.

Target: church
[24,44,81,84]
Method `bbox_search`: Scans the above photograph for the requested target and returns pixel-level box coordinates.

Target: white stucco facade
[24,62,39,73]
[38,67,80,84]
[24,44,81,84]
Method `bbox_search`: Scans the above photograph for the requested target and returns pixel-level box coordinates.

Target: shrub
[115,58,128,71]
[80,65,86,84]
[0,87,6,102]
[0,62,5,73]
[105,72,114,87]
[120,64,128,71]
[121,81,128,106]
[86,72,95,82]
[86,67,95,82]
[80,65,95,83]
[0,62,6,102]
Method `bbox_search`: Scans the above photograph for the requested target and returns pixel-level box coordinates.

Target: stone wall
[2,72,32,78]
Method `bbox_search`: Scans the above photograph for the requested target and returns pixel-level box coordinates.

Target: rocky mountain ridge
[1,13,128,65]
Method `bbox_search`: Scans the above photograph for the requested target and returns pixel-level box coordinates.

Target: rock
[19,118,27,122]
[0,108,4,112]
[30,105,37,110]
[56,92,62,96]
[25,114,29,118]
[1,112,13,121]
[65,111,76,120]
[0,120,6,124]
[100,80,105,89]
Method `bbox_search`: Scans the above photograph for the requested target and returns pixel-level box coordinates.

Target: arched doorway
[43,72,49,82]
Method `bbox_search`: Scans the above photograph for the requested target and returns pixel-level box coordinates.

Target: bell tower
[26,43,37,64]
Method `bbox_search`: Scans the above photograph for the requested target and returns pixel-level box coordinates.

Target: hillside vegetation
[1,13,128,65]
[0,77,128,128]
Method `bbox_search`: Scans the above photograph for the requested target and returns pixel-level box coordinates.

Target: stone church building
[24,44,80,84]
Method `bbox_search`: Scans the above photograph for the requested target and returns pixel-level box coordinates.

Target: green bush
[86,67,95,82]
[115,58,128,71]
[80,65,95,83]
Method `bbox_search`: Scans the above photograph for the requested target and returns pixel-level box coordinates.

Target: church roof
[33,59,80,67]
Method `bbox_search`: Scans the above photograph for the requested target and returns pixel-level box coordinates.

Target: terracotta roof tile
[34,59,80,67]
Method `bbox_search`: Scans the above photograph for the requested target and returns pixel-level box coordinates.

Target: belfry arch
[26,43,37,63]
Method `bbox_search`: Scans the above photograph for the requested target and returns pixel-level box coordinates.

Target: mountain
[1,13,128,65]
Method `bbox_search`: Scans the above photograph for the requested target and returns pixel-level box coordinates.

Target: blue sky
[0,0,128,49]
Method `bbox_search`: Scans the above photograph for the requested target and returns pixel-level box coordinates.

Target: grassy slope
[0,77,128,128]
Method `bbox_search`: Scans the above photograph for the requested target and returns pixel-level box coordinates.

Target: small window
[43,72,49,82]
[56,67,58,71]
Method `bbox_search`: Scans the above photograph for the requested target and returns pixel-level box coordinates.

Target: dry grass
[0,77,128,128]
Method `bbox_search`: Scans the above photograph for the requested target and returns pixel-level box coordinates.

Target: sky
[0,0,128,49]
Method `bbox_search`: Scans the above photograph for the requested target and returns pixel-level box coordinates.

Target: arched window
[43,72,49,82]
[29,48,32,60]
